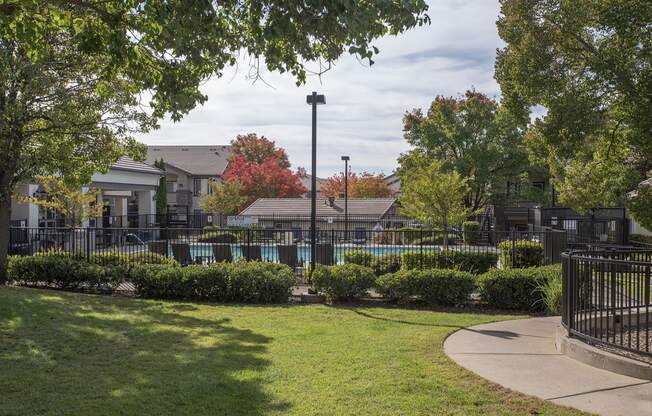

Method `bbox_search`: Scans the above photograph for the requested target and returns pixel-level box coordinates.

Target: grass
[0,287,586,416]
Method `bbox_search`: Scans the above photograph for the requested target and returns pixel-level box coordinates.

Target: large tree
[321,172,393,199]
[495,0,651,216]
[0,1,429,283]
[400,157,474,249]
[223,134,307,206]
[400,90,527,210]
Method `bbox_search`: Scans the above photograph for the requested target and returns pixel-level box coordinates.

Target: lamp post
[307,91,325,273]
[341,156,349,240]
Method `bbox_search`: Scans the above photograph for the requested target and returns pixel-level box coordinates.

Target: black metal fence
[9,227,567,278]
[562,249,652,360]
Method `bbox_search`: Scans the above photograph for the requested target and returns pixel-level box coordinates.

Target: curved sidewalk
[444,317,652,416]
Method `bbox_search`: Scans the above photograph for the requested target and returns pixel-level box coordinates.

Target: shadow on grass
[0,288,289,416]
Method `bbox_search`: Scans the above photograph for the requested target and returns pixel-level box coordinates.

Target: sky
[137,0,504,178]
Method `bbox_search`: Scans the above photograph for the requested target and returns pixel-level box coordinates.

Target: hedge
[198,231,239,243]
[477,264,561,311]
[376,269,475,306]
[311,264,376,301]
[130,261,295,303]
[499,240,544,268]
[90,251,178,267]
[402,251,497,274]
[343,250,375,267]
[343,251,401,276]
[8,252,124,290]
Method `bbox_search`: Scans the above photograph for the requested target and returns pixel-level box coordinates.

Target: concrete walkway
[444,317,652,416]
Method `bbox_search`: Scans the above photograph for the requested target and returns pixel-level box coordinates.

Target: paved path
[444,317,652,416]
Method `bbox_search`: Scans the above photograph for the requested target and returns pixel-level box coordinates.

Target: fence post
[419,228,423,270]
[511,230,517,268]
[164,222,170,258]
[86,228,90,262]
[247,228,252,261]
[331,229,335,265]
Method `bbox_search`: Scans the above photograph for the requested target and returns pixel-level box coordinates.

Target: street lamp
[341,156,350,240]
[307,91,325,273]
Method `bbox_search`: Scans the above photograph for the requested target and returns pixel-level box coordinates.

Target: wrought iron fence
[562,249,652,360]
[9,227,566,278]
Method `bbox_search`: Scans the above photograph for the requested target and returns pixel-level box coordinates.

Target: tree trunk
[0,192,11,285]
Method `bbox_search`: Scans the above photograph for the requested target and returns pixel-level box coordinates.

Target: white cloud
[136,0,503,177]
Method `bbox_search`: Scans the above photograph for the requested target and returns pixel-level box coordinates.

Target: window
[193,178,202,196]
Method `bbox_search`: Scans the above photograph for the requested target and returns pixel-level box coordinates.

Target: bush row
[8,251,295,303]
[401,251,497,274]
[376,269,475,306]
[342,250,401,276]
[131,262,295,303]
[312,263,562,312]
[344,249,497,275]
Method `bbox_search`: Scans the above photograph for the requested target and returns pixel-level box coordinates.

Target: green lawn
[0,287,584,416]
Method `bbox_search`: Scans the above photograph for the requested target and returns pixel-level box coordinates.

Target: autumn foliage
[321,172,393,199]
[223,134,307,208]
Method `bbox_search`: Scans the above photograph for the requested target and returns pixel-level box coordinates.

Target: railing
[562,249,652,360]
[9,227,564,278]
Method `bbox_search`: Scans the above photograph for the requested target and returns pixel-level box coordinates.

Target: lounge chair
[211,244,233,263]
[171,242,193,265]
[240,244,262,261]
[147,240,168,256]
[315,243,334,265]
[278,244,298,268]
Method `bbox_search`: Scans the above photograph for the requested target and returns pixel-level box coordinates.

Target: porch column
[137,190,156,228]
[114,196,128,228]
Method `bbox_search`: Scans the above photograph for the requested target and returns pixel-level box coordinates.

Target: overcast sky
[137,0,504,178]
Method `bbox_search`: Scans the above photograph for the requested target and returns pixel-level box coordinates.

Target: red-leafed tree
[223,134,307,208]
[321,172,393,199]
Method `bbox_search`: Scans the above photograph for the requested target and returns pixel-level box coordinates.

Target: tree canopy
[399,157,473,249]
[200,180,247,217]
[223,134,307,207]
[495,0,651,215]
[400,90,527,210]
[0,1,429,283]
[320,172,393,199]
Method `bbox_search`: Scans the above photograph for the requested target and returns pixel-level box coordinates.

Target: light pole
[341,156,349,241]
[307,92,325,273]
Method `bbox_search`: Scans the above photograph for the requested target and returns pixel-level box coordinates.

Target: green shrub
[311,264,376,301]
[499,240,544,268]
[226,262,295,303]
[478,264,561,311]
[198,231,239,243]
[343,250,375,267]
[376,269,475,306]
[8,253,124,290]
[130,264,194,299]
[372,254,402,276]
[402,251,497,273]
[130,261,295,303]
[90,252,178,267]
[537,269,563,314]
[462,221,479,244]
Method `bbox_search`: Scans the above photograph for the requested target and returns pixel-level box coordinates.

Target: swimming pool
[182,243,443,264]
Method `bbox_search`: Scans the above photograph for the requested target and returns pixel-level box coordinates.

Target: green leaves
[496,0,651,212]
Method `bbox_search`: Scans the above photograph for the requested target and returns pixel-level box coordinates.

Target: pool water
[181,243,436,265]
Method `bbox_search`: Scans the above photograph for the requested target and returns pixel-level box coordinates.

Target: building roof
[111,156,163,175]
[145,145,231,176]
[239,198,397,218]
